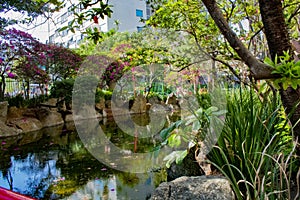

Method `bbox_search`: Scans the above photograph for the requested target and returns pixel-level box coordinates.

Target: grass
[207,87,299,200]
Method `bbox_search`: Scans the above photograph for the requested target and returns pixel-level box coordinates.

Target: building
[48,0,152,48]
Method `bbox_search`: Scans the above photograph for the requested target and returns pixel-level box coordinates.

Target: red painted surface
[0,187,36,200]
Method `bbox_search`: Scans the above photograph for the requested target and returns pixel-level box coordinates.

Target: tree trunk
[258,0,291,59]
[201,0,300,155]
[25,80,30,100]
[259,0,300,154]
[201,0,276,80]
[0,75,5,100]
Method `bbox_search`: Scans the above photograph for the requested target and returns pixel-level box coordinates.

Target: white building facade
[48,0,151,48]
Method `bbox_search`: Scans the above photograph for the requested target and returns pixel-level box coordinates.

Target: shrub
[157,86,298,199]
[50,78,75,109]
[5,94,49,108]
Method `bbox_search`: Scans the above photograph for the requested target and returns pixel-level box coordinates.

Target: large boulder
[8,117,43,133]
[148,96,161,105]
[130,94,147,114]
[150,176,235,200]
[40,98,58,111]
[7,106,25,119]
[0,101,8,122]
[73,104,102,120]
[38,110,64,127]
[0,120,22,137]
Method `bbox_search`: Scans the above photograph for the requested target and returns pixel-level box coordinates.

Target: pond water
[0,113,180,200]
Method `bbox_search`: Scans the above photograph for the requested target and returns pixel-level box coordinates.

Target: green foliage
[5,94,49,108]
[282,0,300,38]
[0,0,63,29]
[264,51,300,90]
[146,0,232,60]
[196,89,211,109]
[5,94,24,108]
[83,26,116,44]
[72,75,99,106]
[207,88,296,199]
[147,91,167,102]
[95,88,112,102]
[59,0,113,43]
[158,93,226,168]
[163,150,188,168]
[50,79,75,106]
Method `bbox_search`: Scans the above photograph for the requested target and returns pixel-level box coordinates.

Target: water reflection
[0,113,176,199]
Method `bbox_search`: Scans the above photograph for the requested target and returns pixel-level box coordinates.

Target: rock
[8,117,43,133]
[40,98,58,111]
[166,93,178,106]
[148,96,161,105]
[65,114,74,122]
[130,94,147,114]
[167,146,205,181]
[0,120,22,137]
[146,103,151,111]
[7,106,25,119]
[74,104,102,120]
[44,98,58,107]
[64,121,76,131]
[0,101,8,122]
[102,109,107,118]
[95,98,105,110]
[23,108,39,118]
[131,113,150,126]
[38,110,64,127]
[150,104,172,113]
[105,100,112,109]
[150,176,235,200]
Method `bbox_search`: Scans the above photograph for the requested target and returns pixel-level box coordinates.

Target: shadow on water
[0,112,179,199]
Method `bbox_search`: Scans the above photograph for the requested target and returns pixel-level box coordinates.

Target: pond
[0,113,180,199]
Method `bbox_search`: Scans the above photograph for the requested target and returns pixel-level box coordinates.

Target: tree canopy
[146,0,300,157]
[0,0,63,29]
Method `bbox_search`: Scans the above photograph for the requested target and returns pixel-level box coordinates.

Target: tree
[57,0,113,43]
[147,0,300,156]
[0,28,47,99]
[0,0,63,29]
[15,57,49,99]
[200,0,300,155]
[45,44,83,81]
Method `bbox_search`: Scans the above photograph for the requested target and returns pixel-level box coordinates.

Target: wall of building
[108,0,147,32]
[48,0,148,48]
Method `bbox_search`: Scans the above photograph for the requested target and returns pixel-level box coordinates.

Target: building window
[61,29,68,37]
[56,17,61,24]
[61,13,68,23]
[136,9,143,17]
[146,4,152,19]
[137,26,144,32]
[49,34,55,43]
[76,3,84,13]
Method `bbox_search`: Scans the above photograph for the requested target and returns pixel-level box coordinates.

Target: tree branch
[201,0,278,80]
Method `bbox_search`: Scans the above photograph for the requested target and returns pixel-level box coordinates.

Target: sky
[2,10,50,43]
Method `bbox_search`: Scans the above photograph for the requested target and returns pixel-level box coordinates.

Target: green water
[0,113,179,199]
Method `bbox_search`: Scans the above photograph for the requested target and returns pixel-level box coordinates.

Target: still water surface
[0,114,179,199]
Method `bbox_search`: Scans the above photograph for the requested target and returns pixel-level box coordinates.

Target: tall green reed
[207,87,298,200]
